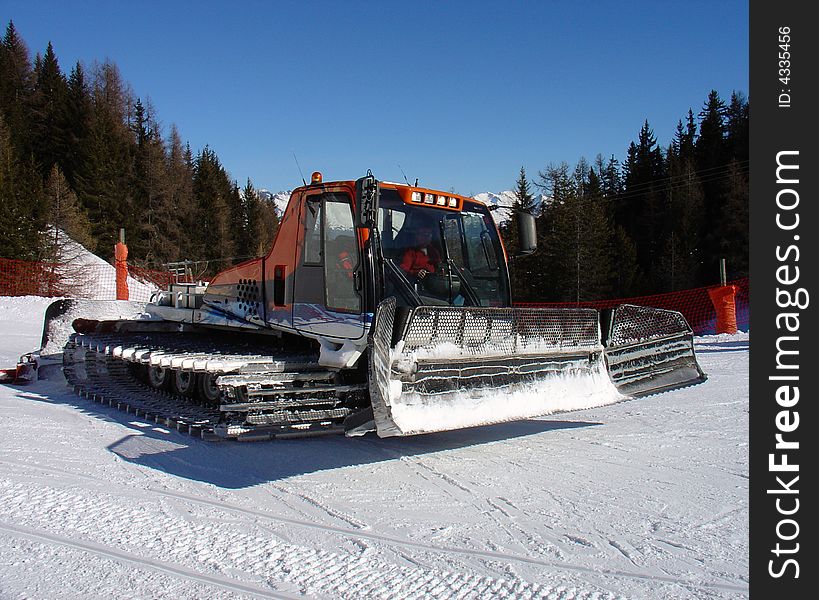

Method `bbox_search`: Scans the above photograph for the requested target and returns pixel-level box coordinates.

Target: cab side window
[323,195,361,313]
[303,197,323,265]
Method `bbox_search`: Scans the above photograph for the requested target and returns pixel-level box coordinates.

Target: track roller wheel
[146,365,169,390]
[172,370,195,396]
[197,373,221,407]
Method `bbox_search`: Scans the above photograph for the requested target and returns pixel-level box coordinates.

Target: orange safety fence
[1,257,749,336]
[515,277,749,336]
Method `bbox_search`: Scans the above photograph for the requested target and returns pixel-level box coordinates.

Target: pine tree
[504,167,538,300]
[238,179,283,259]
[41,164,92,259]
[0,117,46,259]
[618,120,667,292]
[129,98,174,262]
[256,190,280,256]
[514,167,535,208]
[719,159,749,279]
[610,225,640,297]
[165,127,196,261]
[595,153,639,297]
[62,62,92,189]
[695,90,729,284]
[73,61,135,257]
[696,91,728,172]
[227,182,245,263]
[534,162,571,301]
[0,21,35,156]
[535,160,613,302]
[671,109,697,164]
[661,142,704,291]
[598,154,622,198]
[191,146,236,265]
[510,167,536,233]
[726,92,749,164]
[29,41,68,176]
[720,92,749,279]
[577,165,613,300]
[238,178,266,258]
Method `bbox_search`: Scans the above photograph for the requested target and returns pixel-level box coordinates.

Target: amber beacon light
[311,171,323,184]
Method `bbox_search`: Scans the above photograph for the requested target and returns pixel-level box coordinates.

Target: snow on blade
[387,359,625,436]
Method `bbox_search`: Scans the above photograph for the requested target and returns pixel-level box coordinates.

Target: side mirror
[516,211,537,256]
[355,171,379,229]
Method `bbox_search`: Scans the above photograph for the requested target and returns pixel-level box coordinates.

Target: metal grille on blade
[367,297,402,437]
[403,306,600,357]
[608,304,692,346]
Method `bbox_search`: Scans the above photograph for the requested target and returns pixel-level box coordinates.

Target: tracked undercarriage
[62,325,370,441]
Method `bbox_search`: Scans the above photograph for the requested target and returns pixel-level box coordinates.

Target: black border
[750,1,816,595]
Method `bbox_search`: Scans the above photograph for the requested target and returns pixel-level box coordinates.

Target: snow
[0,296,749,599]
[0,296,55,364]
[385,360,624,436]
[259,189,292,217]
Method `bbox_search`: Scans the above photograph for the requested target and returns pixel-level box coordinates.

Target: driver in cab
[400,226,440,281]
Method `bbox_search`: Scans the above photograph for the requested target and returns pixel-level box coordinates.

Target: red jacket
[400,247,439,275]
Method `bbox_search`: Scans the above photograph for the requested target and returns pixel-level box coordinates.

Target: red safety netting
[515,277,749,336]
[0,258,65,297]
[0,257,170,302]
[128,265,175,292]
[2,256,749,335]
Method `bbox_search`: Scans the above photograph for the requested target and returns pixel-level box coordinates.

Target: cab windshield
[377,189,509,307]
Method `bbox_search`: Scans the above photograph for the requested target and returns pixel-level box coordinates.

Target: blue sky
[4,1,748,195]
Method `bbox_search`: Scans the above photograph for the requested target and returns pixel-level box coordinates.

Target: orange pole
[114,240,129,300]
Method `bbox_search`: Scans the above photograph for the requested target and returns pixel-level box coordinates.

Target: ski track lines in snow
[0,521,295,600]
[0,455,747,599]
[0,476,620,600]
[0,379,749,597]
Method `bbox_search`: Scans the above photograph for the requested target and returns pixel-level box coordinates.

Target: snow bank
[695,331,750,345]
[39,299,148,356]
[0,296,56,364]
[0,296,148,361]
[51,231,158,301]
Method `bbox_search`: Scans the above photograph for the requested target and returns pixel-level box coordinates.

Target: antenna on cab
[292,152,307,186]
[398,163,411,186]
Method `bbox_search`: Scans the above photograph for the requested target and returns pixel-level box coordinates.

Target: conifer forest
[1,21,748,302]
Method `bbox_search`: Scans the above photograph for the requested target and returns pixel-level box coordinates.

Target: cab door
[292,190,366,340]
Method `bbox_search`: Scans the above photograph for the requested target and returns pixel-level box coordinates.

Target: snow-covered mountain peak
[472,191,547,226]
[258,189,292,216]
